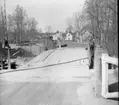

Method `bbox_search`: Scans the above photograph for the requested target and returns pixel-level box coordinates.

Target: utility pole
[4,0,11,69]
[3,0,7,40]
[58,39,61,48]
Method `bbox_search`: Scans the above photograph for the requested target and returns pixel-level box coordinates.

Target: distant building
[79,23,93,43]
[65,32,73,40]
[52,32,62,41]
[52,33,59,40]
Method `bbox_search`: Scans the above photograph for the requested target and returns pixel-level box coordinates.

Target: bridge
[0,47,118,105]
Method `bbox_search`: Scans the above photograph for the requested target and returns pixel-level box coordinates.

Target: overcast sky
[0,0,86,32]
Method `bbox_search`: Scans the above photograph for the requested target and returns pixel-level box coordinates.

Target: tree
[74,11,87,33]
[7,14,14,32]
[12,5,28,44]
[66,18,75,32]
[0,6,4,43]
[66,10,88,43]
[26,17,38,41]
[6,5,39,44]
[0,5,8,44]
[27,17,38,32]
[85,0,118,56]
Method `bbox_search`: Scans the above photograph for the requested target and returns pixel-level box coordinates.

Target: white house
[52,33,58,40]
[65,33,73,40]
[52,32,62,41]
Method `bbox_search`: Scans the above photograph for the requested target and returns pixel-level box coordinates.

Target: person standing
[89,38,95,69]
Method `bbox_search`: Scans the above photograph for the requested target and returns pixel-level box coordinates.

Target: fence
[101,53,118,98]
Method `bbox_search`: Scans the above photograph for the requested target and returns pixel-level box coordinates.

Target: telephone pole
[3,0,11,69]
[3,0,8,41]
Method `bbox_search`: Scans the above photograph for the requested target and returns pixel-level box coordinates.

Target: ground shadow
[108,81,119,101]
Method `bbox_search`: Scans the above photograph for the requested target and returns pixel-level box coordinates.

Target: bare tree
[0,6,4,43]
[66,17,75,32]
[74,12,87,33]
[12,5,27,44]
[66,11,87,33]
[85,0,118,56]
[26,17,38,40]
[6,5,39,44]
[27,17,38,32]
[66,10,88,43]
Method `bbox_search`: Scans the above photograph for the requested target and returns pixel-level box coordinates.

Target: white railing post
[94,45,103,96]
[8,48,11,70]
[101,54,109,97]
[101,53,118,98]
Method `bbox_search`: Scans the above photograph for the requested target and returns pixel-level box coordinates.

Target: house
[52,31,62,41]
[65,31,78,42]
[52,33,59,40]
[79,24,93,43]
[65,32,73,40]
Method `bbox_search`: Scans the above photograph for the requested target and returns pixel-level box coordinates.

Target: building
[52,33,59,40]
[52,32,62,41]
[65,32,73,40]
[79,24,93,43]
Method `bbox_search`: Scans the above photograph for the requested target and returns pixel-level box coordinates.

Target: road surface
[0,47,118,105]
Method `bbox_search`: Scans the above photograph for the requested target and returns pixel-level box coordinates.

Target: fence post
[94,45,102,96]
[8,48,11,69]
[0,56,3,70]
[88,42,91,67]
[101,54,109,97]
[58,40,61,48]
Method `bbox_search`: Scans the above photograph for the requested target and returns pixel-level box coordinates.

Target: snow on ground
[0,46,118,105]
[0,63,90,82]
[20,47,89,68]
[0,47,90,82]
[19,49,54,69]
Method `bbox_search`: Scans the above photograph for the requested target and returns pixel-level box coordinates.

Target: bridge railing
[101,53,118,98]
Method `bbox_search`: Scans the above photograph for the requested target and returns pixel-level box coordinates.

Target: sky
[0,0,86,32]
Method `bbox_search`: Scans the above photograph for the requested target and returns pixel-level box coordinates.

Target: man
[4,40,10,49]
[89,38,95,69]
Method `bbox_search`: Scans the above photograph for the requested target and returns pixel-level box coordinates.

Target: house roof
[66,31,77,36]
[80,24,93,35]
